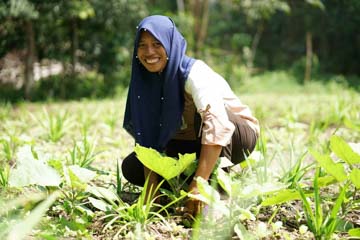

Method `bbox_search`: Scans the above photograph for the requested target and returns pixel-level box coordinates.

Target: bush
[32,71,106,101]
[0,83,24,102]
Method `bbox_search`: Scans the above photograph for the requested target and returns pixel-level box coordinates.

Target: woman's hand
[185,180,203,216]
[185,144,222,217]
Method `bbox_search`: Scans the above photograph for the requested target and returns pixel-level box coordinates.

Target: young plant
[262,135,360,239]
[190,166,286,240]
[0,139,13,163]
[0,164,10,187]
[30,108,73,142]
[88,177,186,238]
[297,167,348,240]
[67,136,101,168]
[134,144,197,201]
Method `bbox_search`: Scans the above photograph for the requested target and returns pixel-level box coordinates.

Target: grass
[0,78,359,239]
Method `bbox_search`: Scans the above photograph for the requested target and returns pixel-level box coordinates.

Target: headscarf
[123,15,196,151]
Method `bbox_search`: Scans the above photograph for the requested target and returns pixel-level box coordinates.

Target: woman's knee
[121,152,145,186]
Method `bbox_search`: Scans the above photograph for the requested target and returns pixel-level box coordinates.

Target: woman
[122,15,259,216]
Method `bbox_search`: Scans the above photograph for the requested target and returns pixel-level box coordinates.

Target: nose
[144,45,155,55]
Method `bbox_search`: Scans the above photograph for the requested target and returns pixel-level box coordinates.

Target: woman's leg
[221,112,258,164]
[121,152,145,186]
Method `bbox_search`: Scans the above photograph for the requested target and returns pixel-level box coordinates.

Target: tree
[189,0,210,56]
[235,0,290,72]
[6,0,39,99]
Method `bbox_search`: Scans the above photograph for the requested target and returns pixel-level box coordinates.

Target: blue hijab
[123,15,196,151]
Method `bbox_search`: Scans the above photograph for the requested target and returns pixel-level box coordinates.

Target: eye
[138,42,146,48]
[153,41,162,48]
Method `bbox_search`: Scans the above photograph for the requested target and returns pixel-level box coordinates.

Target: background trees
[0,0,359,101]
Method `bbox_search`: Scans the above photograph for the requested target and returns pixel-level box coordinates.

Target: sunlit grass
[0,85,359,239]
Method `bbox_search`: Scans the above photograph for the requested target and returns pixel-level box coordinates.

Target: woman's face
[137,31,168,73]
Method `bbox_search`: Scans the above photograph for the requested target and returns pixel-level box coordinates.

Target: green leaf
[63,165,96,190]
[86,185,119,202]
[350,168,360,188]
[330,135,360,165]
[190,177,229,216]
[68,165,96,183]
[261,189,301,206]
[6,191,60,240]
[310,150,347,182]
[234,223,256,240]
[349,228,360,237]
[326,184,348,234]
[134,144,196,180]
[195,177,221,204]
[314,168,323,232]
[216,168,232,197]
[88,197,111,211]
[9,146,61,187]
[235,181,286,199]
[317,176,337,187]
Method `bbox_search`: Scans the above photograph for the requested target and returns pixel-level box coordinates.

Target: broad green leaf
[310,150,347,182]
[261,189,301,206]
[86,185,119,202]
[317,175,337,187]
[9,146,61,187]
[134,144,196,180]
[235,181,286,199]
[190,177,229,215]
[330,135,360,165]
[195,177,221,204]
[68,165,96,183]
[88,197,111,211]
[64,165,96,190]
[234,223,256,240]
[350,168,360,188]
[216,168,232,197]
[349,228,360,237]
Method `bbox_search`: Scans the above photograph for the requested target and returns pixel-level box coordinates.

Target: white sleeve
[185,60,235,146]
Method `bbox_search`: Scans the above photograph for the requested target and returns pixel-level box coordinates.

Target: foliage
[1,0,360,101]
[0,86,359,238]
[134,144,196,181]
[261,135,360,239]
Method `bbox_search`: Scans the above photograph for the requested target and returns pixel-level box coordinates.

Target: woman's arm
[186,144,222,215]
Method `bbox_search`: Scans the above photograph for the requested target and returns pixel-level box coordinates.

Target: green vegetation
[0,80,359,239]
[1,0,360,101]
[0,1,359,239]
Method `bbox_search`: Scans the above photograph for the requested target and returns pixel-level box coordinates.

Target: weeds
[30,108,73,142]
[0,91,359,239]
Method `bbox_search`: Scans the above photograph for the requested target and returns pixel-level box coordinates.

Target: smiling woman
[136,31,168,73]
[122,15,259,218]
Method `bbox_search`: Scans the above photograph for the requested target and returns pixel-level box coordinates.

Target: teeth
[146,58,159,64]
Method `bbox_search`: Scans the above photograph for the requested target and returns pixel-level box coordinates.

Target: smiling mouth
[145,58,160,64]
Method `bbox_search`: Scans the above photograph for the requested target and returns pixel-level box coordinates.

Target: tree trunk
[248,22,264,73]
[176,0,185,13]
[305,31,312,83]
[197,0,209,55]
[71,18,78,76]
[24,19,35,100]
[191,0,209,57]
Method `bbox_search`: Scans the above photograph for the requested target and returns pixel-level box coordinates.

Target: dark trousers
[121,112,258,187]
